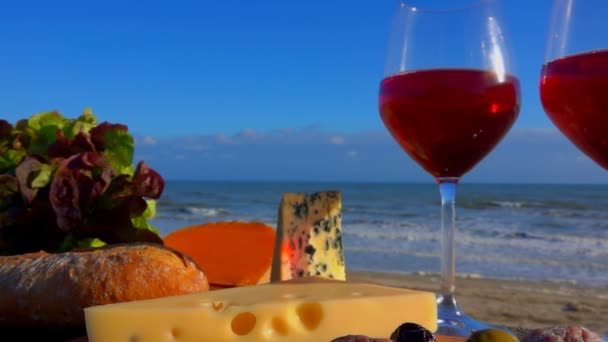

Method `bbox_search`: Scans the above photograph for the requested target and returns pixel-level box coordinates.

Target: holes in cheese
[211,302,225,312]
[231,312,257,335]
[163,221,275,287]
[170,327,183,338]
[295,302,323,331]
[271,316,289,336]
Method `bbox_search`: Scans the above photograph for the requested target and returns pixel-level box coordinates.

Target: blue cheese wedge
[271,191,345,281]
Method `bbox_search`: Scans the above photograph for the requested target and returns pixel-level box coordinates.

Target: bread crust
[0,243,209,327]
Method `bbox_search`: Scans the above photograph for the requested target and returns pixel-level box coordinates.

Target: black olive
[390,322,435,342]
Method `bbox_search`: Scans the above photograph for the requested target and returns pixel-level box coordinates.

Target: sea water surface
[150,181,608,288]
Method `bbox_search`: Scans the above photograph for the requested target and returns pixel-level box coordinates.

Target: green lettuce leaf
[90,122,135,175]
[132,199,159,234]
[63,108,98,139]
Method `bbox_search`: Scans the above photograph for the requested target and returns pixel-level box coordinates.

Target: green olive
[467,329,520,342]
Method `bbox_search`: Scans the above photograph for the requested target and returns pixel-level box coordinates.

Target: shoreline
[347,270,608,336]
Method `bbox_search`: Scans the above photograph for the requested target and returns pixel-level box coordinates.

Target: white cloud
[274,128,293,136]
[237,128,265,140]
[215,133,235,144]
[329,136,345,145]
[141,136,157,145]
[301,123,322,132]
[133,127,608,183]
[183,144,209,151]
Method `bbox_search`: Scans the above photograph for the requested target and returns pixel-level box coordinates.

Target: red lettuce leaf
[14,155,46,203]
[49,152,113,232]
[89,121,129,150]
[0,120,12,138]
[133,161,164,199]
[82,195,162,244]
[47,129,96,159]
[0,174,63,255]
[0,174,22,220]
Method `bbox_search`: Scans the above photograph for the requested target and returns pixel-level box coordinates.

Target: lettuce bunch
[0,109,164,255]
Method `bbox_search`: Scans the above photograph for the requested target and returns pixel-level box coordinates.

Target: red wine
[540,49,608,170]
[379,69,520,179]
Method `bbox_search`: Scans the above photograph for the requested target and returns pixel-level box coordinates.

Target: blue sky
[1,0,608,183]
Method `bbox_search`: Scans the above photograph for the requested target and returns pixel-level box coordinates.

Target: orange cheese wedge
[163,221,275,287]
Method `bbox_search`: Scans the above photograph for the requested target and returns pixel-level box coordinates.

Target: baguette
[0,243,209,327]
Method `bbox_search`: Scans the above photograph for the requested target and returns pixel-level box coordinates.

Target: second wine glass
[540,0,608,171]
[378,0,520,336]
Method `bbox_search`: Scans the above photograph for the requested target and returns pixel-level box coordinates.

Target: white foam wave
[346,243,608,270]
[491,200,525,208]
[342,220,608,269]
[346,245,437,259]
[155,207,231,221]
[183,207,229,217]
[456,229,608,258]
[344,228,436,242]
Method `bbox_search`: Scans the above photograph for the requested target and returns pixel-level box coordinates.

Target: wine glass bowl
[540,51,608,170]
[379,69,520,179]
[378,0,520,336]
[540,0,608,171]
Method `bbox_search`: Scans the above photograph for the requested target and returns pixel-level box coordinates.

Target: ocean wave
[346,245,438,258]
[459,200,524,209]
[344,229,437,242]
[456,231,608,262]
[501,231,542,239]
[178,191,231,200]
[346,243,608,279]
[490,200,526,208]
[343,220,608,262]
[180,207,230,217]
[459,199,590,210]
[156,206,230,220]
[346,244,608,271]
[343,206,420,219]
[156,199,219,210]
[542,209,608,220]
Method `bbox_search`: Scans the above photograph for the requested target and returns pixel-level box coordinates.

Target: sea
[150,181,608,288]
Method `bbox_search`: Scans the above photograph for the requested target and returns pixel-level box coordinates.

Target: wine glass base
[436,294,512,337]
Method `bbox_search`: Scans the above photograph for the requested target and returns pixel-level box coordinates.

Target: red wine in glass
[541,0,608,173]
[380,69,520,179]
[541,50,608,170]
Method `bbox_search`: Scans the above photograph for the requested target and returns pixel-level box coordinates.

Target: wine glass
[540,0,608,172]
[378,0,520,337]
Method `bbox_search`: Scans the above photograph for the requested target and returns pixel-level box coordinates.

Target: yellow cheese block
[85,280,437,342]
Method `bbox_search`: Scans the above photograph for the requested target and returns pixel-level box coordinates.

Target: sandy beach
[349,270,608,337]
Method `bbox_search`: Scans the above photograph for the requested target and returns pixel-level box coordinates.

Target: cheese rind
[271,191,345,281]
[85,280,437,342]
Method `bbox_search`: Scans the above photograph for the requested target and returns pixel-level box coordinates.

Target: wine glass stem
[438,179,458,300]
